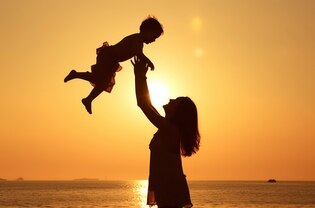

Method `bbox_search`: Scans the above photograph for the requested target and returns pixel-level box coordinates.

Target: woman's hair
[140,16,164,36]
[171,97,200,157]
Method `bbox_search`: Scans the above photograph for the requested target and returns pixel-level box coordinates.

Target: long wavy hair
[170,97,200,157]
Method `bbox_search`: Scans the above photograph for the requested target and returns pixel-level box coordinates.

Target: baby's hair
[140,16,164,35]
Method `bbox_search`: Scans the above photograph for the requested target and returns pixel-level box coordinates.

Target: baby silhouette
[64,16,163,114]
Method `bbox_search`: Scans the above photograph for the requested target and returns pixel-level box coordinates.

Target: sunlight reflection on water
[133,180,148,208]
[1,181,314,207]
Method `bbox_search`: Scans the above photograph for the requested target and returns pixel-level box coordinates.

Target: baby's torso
[111,33,143,62]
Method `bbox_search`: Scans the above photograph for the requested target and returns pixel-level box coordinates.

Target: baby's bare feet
[64,70,76,82]
[82,98,92,114]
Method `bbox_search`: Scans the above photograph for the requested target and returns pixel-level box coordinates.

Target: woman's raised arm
[131,56,166,129]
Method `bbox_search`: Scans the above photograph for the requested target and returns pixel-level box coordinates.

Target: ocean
[0,180,314,207]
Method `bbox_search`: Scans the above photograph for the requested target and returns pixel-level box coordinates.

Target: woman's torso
[147,125,192,207]
[149,126,185,179]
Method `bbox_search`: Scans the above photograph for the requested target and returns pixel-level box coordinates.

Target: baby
[64,16,163,114]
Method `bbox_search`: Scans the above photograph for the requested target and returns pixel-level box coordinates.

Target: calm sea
[0,180,314,208]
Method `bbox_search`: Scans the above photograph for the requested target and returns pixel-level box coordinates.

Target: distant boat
[267,179,277,183]
[16,177,24,181]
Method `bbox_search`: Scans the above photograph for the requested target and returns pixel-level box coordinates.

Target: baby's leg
[82,86,103,114]
[64,70,94,83]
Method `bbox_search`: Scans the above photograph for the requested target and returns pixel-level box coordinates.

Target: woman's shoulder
[158,119,175,131]
[153,126,180,153]
[158,122,181,141]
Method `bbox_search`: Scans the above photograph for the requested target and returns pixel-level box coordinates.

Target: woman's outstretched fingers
[132,56,149,77]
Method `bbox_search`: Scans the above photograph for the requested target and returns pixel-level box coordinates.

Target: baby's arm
[138,53,155,71]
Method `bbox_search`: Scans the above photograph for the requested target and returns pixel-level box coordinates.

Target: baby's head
[140,16,164,44]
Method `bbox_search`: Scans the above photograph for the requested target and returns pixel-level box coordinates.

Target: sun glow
[148,81,169,108]
[191,17,202,32]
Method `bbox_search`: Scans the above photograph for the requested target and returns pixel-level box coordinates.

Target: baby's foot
[82,98,92,114]
[64,70,76,82]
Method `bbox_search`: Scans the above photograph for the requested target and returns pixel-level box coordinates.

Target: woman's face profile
[143,31,159,44]
[163,98,181,116]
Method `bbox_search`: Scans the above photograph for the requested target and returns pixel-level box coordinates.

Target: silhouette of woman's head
[140,16,164,44]
[164,97,200,157]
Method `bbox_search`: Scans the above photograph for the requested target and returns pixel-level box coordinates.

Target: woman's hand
[131,56,149,78]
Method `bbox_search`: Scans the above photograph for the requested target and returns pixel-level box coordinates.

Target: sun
[148,81,169,107]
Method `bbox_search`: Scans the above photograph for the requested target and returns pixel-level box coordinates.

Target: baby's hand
[148,61,155,71]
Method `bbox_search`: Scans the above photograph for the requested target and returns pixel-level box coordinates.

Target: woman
[131,56,200,208]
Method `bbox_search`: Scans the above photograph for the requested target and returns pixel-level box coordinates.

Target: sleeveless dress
[147,126,193,208]
[90,42,122,93]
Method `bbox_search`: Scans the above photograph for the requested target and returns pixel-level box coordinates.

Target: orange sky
[0,0,314,181]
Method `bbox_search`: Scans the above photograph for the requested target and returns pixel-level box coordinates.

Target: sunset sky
[1,0,314,181]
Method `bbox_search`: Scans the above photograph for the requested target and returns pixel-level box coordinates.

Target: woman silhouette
[131,56,200,208]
